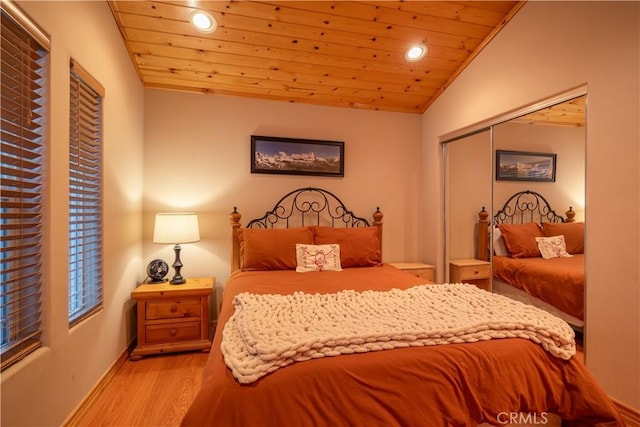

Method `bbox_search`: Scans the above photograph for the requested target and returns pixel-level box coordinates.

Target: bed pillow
[295,244,342,272]
[497,222,544,258]
[238,227,314,270]
[492,227,509,257]
[312,226,381,268]
[535,235,573,259]
[541,222,585,254]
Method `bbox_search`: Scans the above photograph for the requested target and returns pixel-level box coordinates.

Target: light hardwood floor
[71,352,209,427]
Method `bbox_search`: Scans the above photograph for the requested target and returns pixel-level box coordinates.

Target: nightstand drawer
[456,264,490,280]
[146,322,201,343]
[407,268,434,281]
[449,259,492,292]
[388,262,435,282]
[146,299,201,320]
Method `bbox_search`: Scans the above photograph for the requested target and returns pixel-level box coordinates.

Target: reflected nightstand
[449,259,491,292]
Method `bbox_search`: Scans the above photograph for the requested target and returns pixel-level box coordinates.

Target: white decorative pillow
[535,235,573,259]
[295,244,342,272]
[493,227,509,257]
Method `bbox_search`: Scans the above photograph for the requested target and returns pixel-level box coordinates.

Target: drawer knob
[170,328,177,336]
[170,304,178,313]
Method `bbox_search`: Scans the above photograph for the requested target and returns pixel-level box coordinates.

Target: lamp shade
[153,213,200,244]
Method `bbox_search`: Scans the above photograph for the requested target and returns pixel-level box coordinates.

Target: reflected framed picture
[251,135,344,177]
[496,150,557,182]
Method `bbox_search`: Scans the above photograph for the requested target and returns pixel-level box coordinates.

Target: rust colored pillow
[497,222,544,258]
[542,222,585,254]
[312,226,381,268]
[238,227,314,271]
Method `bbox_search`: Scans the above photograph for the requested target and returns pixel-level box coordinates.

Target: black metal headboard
[477,190,574,261]
[230,187,383,272]
[241,187,373,229]
[493,190,567,225]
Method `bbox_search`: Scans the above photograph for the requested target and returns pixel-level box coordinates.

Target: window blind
[68,60,103,326]
[1,5,49,370]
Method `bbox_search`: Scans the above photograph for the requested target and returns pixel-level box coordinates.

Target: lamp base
[170,243,186,285]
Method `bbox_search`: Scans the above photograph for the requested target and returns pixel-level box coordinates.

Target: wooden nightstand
[449,259,492,292]
[130,277,214,360]
[389,262,435,282]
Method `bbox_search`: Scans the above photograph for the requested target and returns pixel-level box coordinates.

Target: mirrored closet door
[443,129,492,280]
[443,91,586,339]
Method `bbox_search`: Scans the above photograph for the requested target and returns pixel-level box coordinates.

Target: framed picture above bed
[496,150,557,182]
[251,135,345,177]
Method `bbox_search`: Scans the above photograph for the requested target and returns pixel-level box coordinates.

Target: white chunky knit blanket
[221,283,575,384]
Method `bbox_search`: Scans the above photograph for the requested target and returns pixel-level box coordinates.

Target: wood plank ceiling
[511,96,586,127]
[108,1,525,114]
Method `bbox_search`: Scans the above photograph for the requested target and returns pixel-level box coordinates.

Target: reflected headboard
[477,190,575,261]
[230,187,383,272]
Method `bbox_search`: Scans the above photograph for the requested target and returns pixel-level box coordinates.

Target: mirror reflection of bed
[443,92,586,347]
[477,190,584,336]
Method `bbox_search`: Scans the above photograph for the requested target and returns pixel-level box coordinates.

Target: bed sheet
[493,255,584,320]
[182,264,618,427]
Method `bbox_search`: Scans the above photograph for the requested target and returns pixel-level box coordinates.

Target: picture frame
[251,135,345,177]
[496,150,557,182]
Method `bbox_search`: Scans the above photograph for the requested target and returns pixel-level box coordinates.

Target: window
[1,1,49,369]
[68,60,104,326]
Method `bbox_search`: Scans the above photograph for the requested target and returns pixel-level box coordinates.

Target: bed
[477,190,585,330]
[182,187,620,427]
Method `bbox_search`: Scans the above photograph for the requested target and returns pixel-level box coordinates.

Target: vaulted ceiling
[108,1,525,114]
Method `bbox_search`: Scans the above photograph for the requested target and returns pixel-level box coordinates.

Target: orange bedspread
[182,264,619,427]
[493,255,584,320]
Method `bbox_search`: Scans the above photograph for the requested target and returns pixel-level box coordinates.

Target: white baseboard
[614,398,640,427]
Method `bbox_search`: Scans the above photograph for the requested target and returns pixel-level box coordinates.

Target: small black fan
[147,259,169,283]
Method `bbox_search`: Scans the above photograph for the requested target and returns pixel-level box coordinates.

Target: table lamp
[153,213,200,284]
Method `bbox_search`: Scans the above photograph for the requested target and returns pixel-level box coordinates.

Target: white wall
[422,1,639,409]
[142,90,423,310]
[0,2,144,426]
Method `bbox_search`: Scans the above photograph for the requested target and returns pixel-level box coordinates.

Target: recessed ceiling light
[190,10,216,33]
[405,44,427,62]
